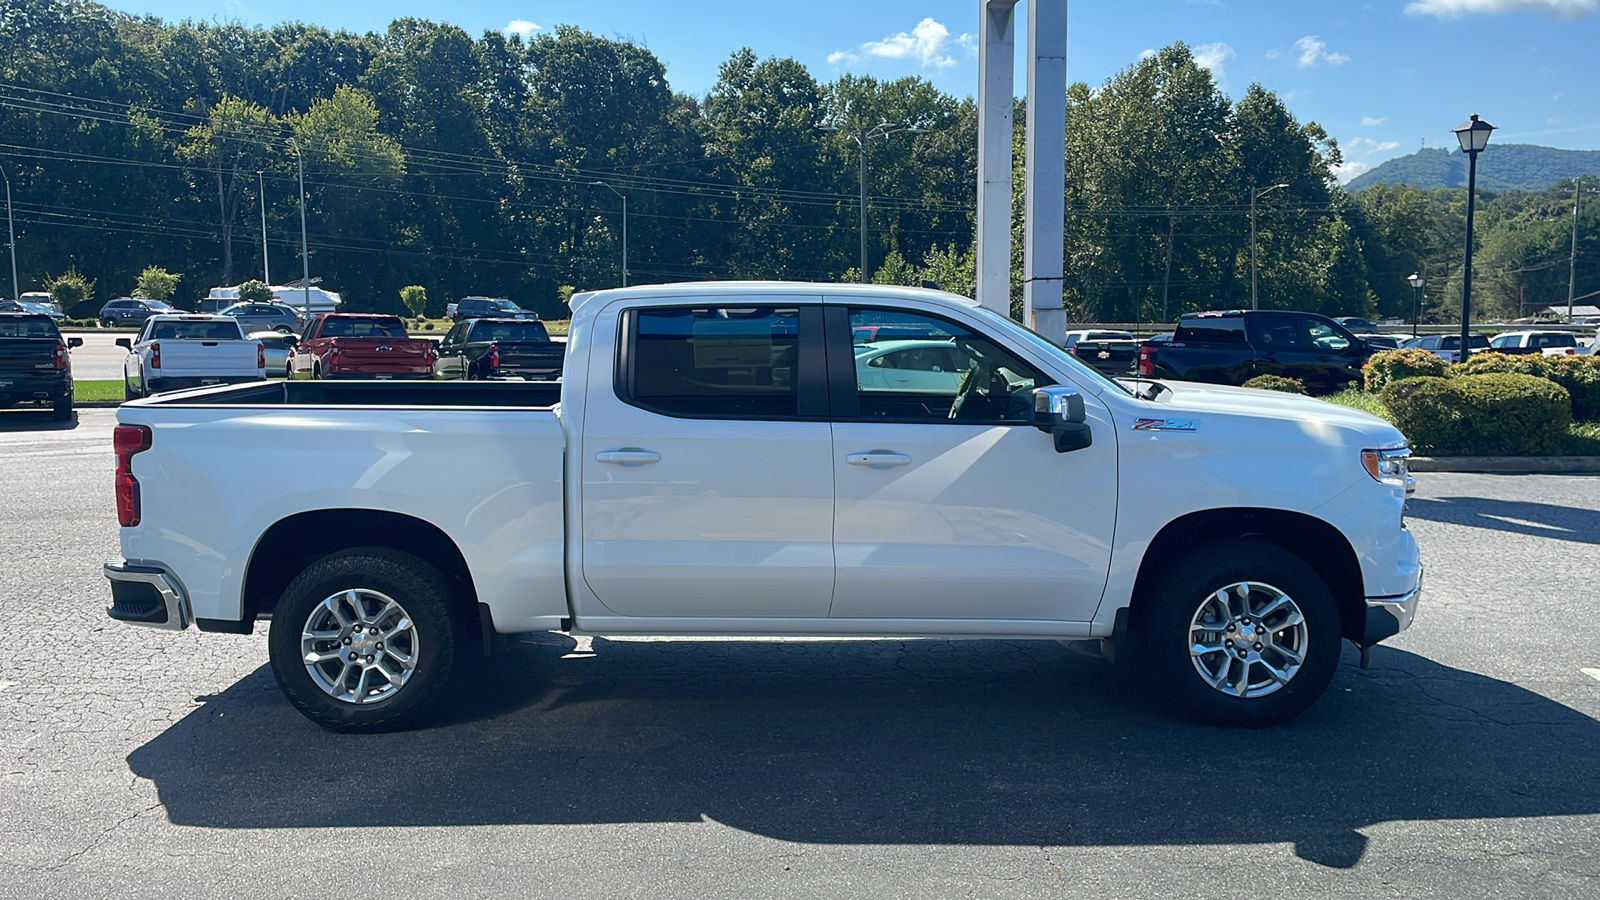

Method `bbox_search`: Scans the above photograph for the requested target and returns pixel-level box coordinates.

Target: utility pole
[591,182,628,287]
[259,171,270,285]
[1570,178,1596,322]
[1,163,17,304]
[822,119,924,282]
[1162,213,1175,322]
[1249,184,1287,310]
[288,137,311,318]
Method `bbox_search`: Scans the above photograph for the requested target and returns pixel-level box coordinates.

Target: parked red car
[289,313,435,380]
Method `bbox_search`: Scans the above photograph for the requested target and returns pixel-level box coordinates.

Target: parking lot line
[1581,668,1600,683]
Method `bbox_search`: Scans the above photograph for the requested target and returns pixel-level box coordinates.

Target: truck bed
[137,379,563,408]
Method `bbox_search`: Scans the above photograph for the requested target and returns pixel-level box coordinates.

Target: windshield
[148,320,242,340]
[0,317,61,338]
[966,304,1134,396]
[490,300,523,311]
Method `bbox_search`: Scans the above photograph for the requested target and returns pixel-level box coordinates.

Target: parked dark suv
[449,297,540,321]
[99,298,176,328]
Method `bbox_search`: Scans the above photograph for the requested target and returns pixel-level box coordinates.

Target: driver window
[847,307,1049,424]
[1301,317,1352,351]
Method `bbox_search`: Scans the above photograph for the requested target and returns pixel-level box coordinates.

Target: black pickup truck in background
[1137,310,1375,394]
[0,313,82,420]
[1064,329,1140,376]
[433,317,565,381]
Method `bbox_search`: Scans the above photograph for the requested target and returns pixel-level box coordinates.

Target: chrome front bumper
[1362,568,1422,646]
[104,560,192,631]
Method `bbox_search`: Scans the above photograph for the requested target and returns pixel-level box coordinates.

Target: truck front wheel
[1136,540,1341,727]
[268,548,467,733]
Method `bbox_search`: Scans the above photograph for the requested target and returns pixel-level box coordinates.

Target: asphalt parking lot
[1,408,1597,899]
[60,331,133,382]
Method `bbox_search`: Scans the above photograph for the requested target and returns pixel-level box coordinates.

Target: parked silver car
[220,302,306,334]
[247,330,297,378]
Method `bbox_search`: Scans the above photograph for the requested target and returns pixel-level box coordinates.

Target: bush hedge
[1543,355,1600,422]
[1380,373,1571,456]
[1241,374,1307,394]
[1363,347,1448,392]
[1450,351,1550,379]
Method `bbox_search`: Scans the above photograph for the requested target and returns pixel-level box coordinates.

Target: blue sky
[104,0,1600,182]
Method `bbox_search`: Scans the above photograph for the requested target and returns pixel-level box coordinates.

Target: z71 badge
[1132,417,1199,432]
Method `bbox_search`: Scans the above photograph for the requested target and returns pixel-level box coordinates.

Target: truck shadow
[0,409,77,431]
[127,637,1600,868]
[1404,495,1600,545]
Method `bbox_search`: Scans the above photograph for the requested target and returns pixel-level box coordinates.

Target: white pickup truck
[117,314,265,398]
[104,282,1421,732]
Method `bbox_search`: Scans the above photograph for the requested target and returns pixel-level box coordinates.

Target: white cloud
[1192,42,1236,79]
[504,20,540,37]
[1347,137,1402,153]
[1294,35,1350,68]
[1265,48,1281,59]
[1140,48,1158,60]
[1405,0,1596,19]
[1361,116,1386,126]
[1332,161,1372,184]
[831,18,972,70]
[1547,117,1562,125]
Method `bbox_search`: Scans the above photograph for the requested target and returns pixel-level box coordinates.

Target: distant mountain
[1347,144,1600,192]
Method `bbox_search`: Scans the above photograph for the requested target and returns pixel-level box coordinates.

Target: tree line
[0,0,1594,322]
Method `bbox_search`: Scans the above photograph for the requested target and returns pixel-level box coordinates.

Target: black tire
[100,318,114,328]
[124,380,139,401]
[52,396,73,421]
[268,547,470,733]
[1135,539,1341,727]
[274,325,292,334]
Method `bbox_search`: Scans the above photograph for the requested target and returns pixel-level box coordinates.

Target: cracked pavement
[1,408,1598,898]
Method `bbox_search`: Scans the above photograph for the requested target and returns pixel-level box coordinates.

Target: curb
[74,401,124,409]
[1410,456,1600,475]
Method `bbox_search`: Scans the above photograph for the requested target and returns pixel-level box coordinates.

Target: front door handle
[846,451,912,468]
[596,449,660,466]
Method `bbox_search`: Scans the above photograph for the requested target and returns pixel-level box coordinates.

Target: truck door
[579,301,836,618]
[826,306,1116,623]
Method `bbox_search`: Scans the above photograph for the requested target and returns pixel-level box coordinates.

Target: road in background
[2,409,1597,898]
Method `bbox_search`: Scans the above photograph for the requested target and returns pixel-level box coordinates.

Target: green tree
[238,279,274,303]
[398,284,427,319]
[46,268,95,317]
[177,95,280,285]
[134,266,181,303]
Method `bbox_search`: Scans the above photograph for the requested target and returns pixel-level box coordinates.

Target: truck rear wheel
[52,396,73,421]
[268,548,467,733]
[1135,540,1340,727]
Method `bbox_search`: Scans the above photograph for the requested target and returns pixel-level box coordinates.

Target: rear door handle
[596,449,660,466]
[846,451,912,468]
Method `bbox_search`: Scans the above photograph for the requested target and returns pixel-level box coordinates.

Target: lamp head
[1407,273,1426,289]
[1454,114,1494,154]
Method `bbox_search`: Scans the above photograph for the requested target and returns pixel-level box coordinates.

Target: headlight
[1362,447,1413,493]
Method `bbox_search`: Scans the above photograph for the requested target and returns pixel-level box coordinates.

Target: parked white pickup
[117,314,265,398]
[105,282,1421,732]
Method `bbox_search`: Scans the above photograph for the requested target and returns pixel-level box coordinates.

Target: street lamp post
[1,163,17,304]
[1453,114,1494,360]
[824,120,923,282]
[1250,183,1288,310]
[259,171,270,285]
[1407,272,1426,338]
[287,137,312,318]
[590,182,627,288]
[1568,178,1598,322]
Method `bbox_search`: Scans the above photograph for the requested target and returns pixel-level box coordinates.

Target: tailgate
[153,340,260,377]
[495,342,565,377]
[1070,341,1139,373]
[333,338,432,366]
[0,339,60,371]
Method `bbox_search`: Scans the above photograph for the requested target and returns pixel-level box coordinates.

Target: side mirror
[282,335,299,348]
[1033,386,1092,453]
[115,338,131,349]
[67,337,84,348]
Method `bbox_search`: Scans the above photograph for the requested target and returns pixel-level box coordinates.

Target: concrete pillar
[1023,0,1067,344]
[976,1,1018,317]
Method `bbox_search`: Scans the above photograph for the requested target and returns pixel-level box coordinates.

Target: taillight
[1137,345,1154,377]
[150,341,161,369]
[55,342,67,370]
[257,342,266,370]
[486,344,500,371]
[114,424,153,527]
[327,342,339,367]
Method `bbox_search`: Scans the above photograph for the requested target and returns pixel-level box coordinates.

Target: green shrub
[1380,373,1571,456]
[134,266,181,304]
[1241,374,1307,394]
[1543,355,1600,422]
[46,268,95,317]
[1363,347,1448,392]
[1450,351,1549,379]
[399,284,427,320]
[238,279,275,304]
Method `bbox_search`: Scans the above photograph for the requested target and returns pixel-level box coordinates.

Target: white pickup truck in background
[117,314,265,399]
[105,282,1421,733]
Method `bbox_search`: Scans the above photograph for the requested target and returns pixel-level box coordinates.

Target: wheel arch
[1129,507,1366,642]
[241,509,480,628]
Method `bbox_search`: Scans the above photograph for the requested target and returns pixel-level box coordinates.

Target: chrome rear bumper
[104,560,192,631]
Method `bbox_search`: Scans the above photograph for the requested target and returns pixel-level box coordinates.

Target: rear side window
[1175,315,1247,343]
[625,306,804,418]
